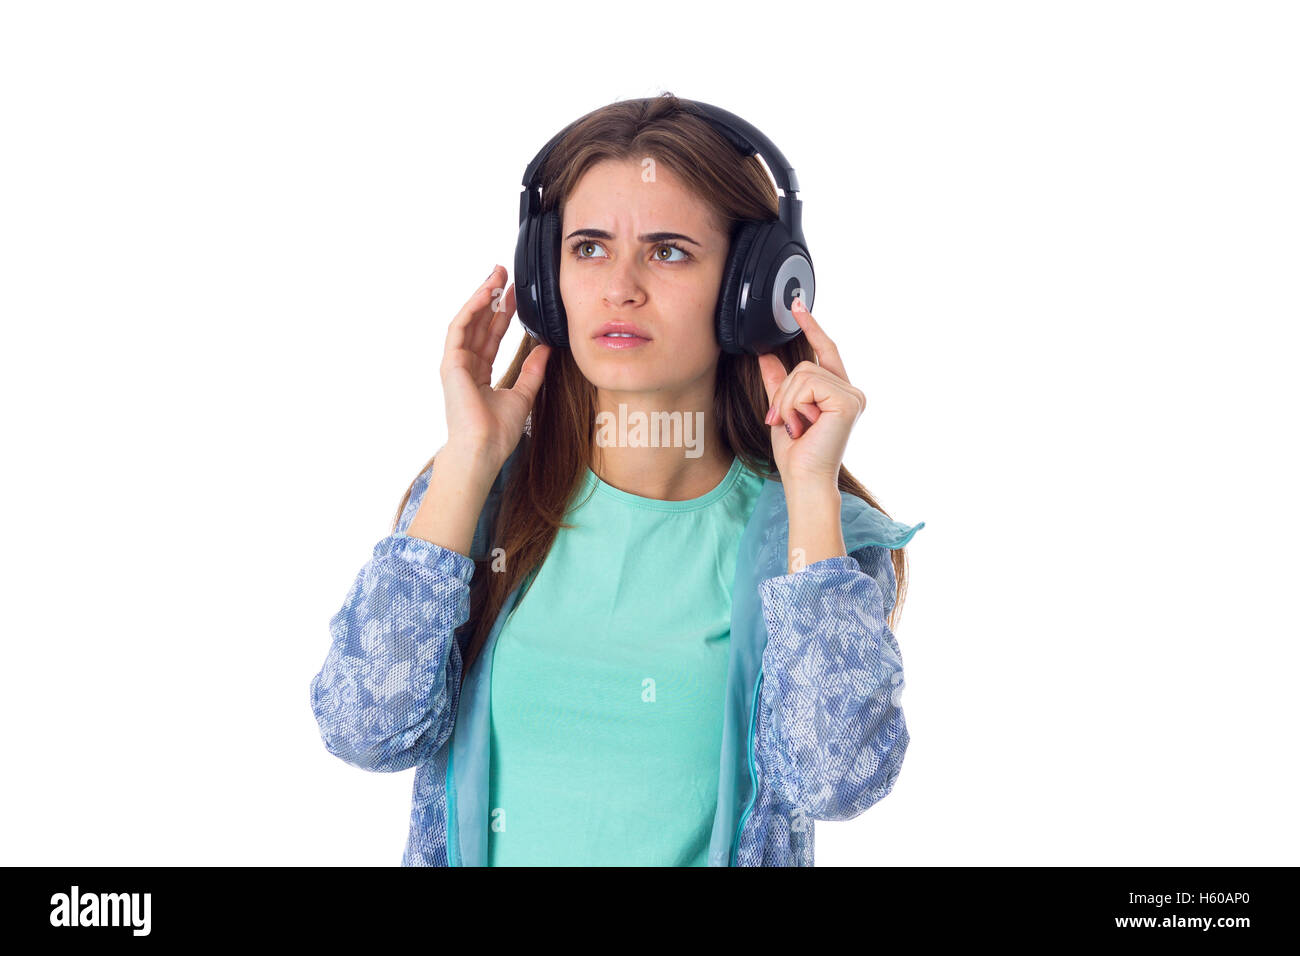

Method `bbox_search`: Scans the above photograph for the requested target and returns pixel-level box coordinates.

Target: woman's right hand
[439,264,552,473]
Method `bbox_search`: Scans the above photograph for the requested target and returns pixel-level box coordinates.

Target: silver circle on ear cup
[772,254,815,334]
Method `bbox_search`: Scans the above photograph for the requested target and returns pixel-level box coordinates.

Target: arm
[756,543,910,820]
[308,453,484,773]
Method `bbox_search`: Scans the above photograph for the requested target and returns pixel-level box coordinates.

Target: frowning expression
[560,158,730,392]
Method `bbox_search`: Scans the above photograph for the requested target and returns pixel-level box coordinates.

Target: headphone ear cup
[715,221,765,354]
[536,208,568,347]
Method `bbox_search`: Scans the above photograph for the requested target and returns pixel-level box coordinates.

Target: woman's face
[559,158,730,396]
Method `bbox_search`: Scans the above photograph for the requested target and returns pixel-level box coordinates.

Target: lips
[593,321,651,340]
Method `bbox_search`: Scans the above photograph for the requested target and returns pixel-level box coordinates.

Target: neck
[589,392,733,501]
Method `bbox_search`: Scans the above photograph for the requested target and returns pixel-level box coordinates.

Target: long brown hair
[394,92,911,682]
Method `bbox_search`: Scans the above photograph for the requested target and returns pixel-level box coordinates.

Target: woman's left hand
[757,298,866,486]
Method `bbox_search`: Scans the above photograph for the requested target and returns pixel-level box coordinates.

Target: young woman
[310,94,924,866]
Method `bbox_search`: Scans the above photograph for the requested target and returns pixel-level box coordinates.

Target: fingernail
[765,408,776,425]
[486,264,498,282]
[792,298,804,311]
[785,422,795,438]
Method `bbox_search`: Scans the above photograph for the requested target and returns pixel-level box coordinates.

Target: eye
[653,243,691,263]
[572,239,606,260]
[569,239,693,263]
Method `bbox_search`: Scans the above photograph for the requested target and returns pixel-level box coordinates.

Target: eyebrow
[563,228,703,247]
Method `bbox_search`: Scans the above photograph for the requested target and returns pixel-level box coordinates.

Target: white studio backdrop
[1,1,1296,866]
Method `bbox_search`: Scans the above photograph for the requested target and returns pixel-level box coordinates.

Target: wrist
[783,478,846,572]
[439,440,507,485]
[783,473,841,502]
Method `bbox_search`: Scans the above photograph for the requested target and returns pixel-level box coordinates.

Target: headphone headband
[518,98,801,225]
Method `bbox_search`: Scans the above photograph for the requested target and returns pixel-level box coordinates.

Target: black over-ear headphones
[512,97,814,355]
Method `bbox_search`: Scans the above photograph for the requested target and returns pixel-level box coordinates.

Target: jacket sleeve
[756,543,910,821]
[309,459,476,773]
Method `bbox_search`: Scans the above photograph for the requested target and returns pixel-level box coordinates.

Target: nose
[601,258,647,309]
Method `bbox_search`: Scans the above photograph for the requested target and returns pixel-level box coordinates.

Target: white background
[2,1,1296,866]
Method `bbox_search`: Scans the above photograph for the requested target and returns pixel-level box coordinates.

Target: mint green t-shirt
[486,454,765,866]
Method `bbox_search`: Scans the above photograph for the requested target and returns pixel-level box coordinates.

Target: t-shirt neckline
[582,455,745,512]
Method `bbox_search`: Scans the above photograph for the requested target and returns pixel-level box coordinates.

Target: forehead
[562,158,722,234]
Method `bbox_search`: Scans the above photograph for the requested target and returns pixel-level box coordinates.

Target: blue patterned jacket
[310,443,923,865]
